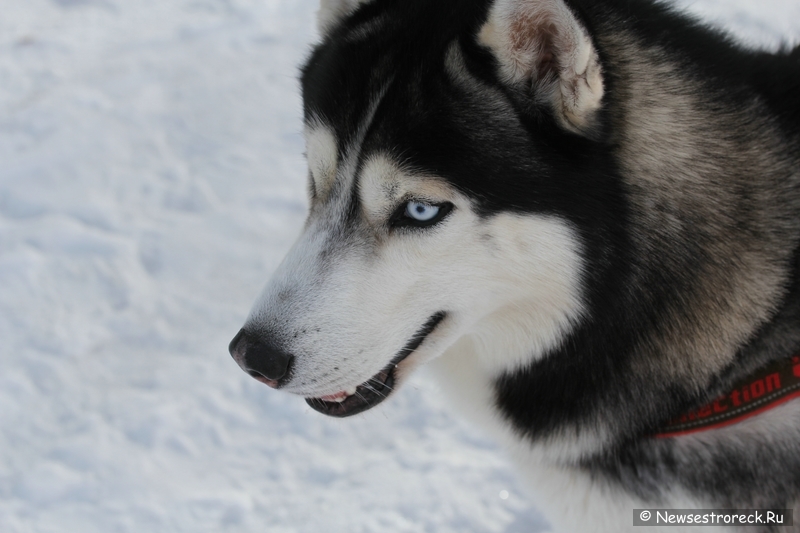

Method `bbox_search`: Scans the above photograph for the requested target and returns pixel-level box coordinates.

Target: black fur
[300,0,800,517]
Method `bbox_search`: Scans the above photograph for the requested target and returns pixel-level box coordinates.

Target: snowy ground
[0,1,798,532]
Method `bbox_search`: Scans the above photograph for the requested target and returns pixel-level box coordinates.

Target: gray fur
[231,1,800,530]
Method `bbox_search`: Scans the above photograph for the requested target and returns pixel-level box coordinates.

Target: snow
[0,1,797,532]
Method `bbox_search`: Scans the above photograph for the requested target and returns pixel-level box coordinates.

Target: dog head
[230,0,613,417]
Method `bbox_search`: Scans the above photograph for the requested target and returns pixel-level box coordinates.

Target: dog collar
[654,355,800,438]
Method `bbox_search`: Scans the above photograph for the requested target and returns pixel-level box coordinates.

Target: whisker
[368,376,394,393]
[362,382,388,400]
[366,385,389,397]
[353,390,370,403]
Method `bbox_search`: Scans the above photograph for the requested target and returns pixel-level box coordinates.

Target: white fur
[478,0,604,134]
[317,0,373,36]
[247,152,584,401]
[248,126,792,532]
[305,122,339,199]
[428,342,755,533]
[247,4,800,530]
[428,323,800,532]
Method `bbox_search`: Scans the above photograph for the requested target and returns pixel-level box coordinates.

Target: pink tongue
[319,391,349,402]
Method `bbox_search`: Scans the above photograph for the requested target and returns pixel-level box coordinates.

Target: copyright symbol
[640,511,652,522]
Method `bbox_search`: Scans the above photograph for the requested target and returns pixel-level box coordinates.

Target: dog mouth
[305,312,446,418]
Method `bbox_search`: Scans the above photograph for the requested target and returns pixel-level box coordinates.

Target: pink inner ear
[482,0,604,134]
[509,13,560,82]
[537,27,557,80]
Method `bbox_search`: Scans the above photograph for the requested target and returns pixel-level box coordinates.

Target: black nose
[228,328,294,383]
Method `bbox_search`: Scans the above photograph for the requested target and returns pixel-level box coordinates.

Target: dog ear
[317,0,371,36]
[478,0,604,136]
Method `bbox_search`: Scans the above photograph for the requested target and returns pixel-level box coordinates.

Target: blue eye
[405,201,440,222]
[391,200,453,229]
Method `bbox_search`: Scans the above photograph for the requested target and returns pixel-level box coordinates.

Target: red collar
[654,355,800,438]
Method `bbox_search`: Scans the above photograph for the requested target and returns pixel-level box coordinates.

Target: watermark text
[633,509,794,527]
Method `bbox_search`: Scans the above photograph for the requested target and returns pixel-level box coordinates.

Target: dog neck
[653,355,800,438]
[489,16,800,459]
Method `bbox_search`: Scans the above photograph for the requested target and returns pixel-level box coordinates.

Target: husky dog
[229,0,800,530]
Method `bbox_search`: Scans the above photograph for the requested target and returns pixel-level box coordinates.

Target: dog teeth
[319,391,347,402]
[336,389,358,402]
[319,388,357,403]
